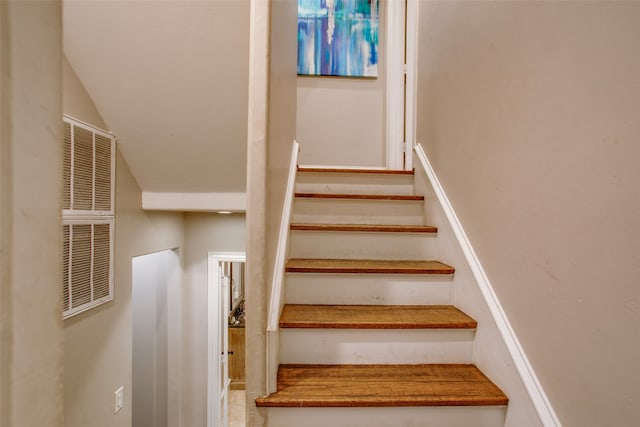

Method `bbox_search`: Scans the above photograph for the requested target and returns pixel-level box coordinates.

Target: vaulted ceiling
[63,0,250,203]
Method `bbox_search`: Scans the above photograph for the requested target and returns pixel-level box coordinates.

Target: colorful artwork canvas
[298,0,379,77]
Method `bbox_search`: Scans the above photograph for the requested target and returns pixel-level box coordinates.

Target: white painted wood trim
[63,113,113,136]
[414,144,562,427]
[385,0,405,170]
[142,191,246,212]
[266,331,279,394]
[404,0,419,171]
[266,141,299,393]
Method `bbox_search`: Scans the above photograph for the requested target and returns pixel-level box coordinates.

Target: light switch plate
[114,386,124,414]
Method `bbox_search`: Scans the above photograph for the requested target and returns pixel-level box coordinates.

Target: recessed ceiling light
[217,211,232,215]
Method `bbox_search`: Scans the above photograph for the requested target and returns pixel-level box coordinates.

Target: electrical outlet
[114,386,124,414]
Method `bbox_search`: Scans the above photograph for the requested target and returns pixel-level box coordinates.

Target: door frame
[386,0,419,170]
[207,251,246,427]
[405,0,419,171]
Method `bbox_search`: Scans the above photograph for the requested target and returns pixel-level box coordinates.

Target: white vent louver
[63,117,115,319]
[63,120,114,214]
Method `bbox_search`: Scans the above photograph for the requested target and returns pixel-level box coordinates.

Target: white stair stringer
[289,229,440,260]
[268,406,507,427]
[296,170,415,195]
[285,273,452,306]
[279,328,475,365]
[292,197,424,225]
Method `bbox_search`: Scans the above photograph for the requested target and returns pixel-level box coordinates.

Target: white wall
[132,250,180,427]
[181,213,246,427]
[296,1,386,167]
[415,1,640,425]
[0,2,63,426]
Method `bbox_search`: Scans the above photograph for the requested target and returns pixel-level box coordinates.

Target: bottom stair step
[255,364,508,408]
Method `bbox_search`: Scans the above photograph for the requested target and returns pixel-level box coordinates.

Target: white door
[219,269,230,427]
[386,0,419,171]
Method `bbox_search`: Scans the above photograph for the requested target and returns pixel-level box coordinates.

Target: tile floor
[228,390,246,427]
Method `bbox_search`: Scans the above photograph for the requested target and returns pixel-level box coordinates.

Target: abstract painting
[297,0,379,77]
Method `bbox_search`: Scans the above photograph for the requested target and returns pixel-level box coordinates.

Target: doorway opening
[208,252,246,427]
[132,249,181,427]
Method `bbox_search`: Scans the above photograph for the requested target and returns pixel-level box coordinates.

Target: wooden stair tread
[298,167,414,175]
[280,304,477,329]
[295,192,424,201]
[255,364,508,407]
[290,223,437,233]
[285,258,455,275]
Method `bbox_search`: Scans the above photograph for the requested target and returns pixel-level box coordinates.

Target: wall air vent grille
[94,134,113,211]
[63,117,114,214]
[63,122,72,209]
[62,221,114,317]
[63,116,115,319]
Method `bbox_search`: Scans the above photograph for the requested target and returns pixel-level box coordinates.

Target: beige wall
[297,75,385,166]
[0,2,63,426]
[63,53,186,427]
[182,213,246,427]
[63,56,106,129]
[416,2,640,425]
[63,0,250,194]
[65,58,250,427]
[245,0,270,424]
[296,1,386,167]
[245,0,299,425]
[267,0,299,286]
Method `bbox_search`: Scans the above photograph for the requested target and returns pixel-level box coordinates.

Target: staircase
[256,167,508,426]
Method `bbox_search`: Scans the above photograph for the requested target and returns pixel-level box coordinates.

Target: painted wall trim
[142,192,247,212]
[385,0,405,170]
[414,144,562,427]
[266,141,299,394]
[63,113,112,136]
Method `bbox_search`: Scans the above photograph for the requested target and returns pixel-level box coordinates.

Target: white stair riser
[296,173,415,195]
[290,231,439,260]
[292,198,424,225]
[267,406,507,427]
[285,274,452,305]
[280,329,474,364]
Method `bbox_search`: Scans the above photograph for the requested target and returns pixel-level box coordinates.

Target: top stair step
[295,193,423,201]
[298,167,414,175]
[296,167,416,196]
